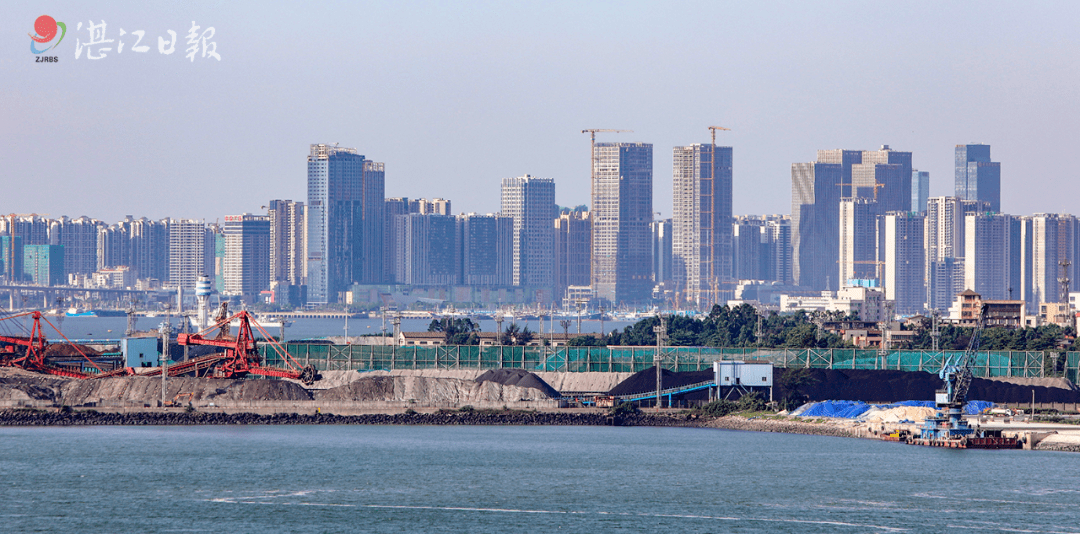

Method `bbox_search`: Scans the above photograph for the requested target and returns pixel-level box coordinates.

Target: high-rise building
[383,197,412,284]
[591,142,653,304]
[0,216,50,246]
[394,213,459,286]
[925,197,966,311]
[412,198,452,215]
[267,200,306,286]
[839,198,878,284]
[672,143,733,309]
[1,236,23,282]
[964,213,1016,301]
[881,211,925,315]
[855,145,912,213]
[733,218,766,281]
[168,219,214,291]
[97,218,131,271]
[458,213,513,286]
[816,149,862,199]
[306,144,384,304]
[23,244,64,286]
[955,144,1001,212]
[766,216,793,284]
[791,161,842,290]
[650,218,672,287]
[129,217,170,281]
[1025,214,1080,306]
[912,170,930,213]
[500,175,556,288]
[557,210,593,298]
[52,216,103,276]
[222,214,271,297]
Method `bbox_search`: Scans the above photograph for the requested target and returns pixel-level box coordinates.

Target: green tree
[428,317,480,345]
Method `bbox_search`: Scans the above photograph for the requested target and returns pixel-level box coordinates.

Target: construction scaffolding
[261,344,1075,379]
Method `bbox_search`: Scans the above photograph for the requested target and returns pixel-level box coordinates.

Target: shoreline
[4,408,1078,452]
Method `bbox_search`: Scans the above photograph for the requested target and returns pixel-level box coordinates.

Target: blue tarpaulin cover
[795,400,995,418]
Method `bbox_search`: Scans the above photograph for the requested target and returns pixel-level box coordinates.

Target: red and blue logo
[29,15,66,54]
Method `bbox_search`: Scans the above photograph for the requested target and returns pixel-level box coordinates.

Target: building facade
[222,214,271,297]
[267,200,306,286]
[912,170,930,213]
[306,144,384,304]
[955,144,1001,213]
[672,143,733,309]
[791,161,842,290]
[458,213,513,286]
[882,211,925,315]
[557,210,593,299]
[168,219,214,291]
[500,175,556,289]
[591,142,653,304]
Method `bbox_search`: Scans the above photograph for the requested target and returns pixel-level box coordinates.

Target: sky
[3,1,1079,224]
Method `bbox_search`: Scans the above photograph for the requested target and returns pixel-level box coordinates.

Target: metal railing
[259,344,1072,379]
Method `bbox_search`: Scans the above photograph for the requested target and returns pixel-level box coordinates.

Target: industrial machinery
[175,310,318,385]
[910,304,1018,449]
[0,311,133,379]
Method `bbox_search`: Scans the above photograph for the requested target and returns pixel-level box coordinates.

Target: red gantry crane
[174,310,318,385]
[0,311,133,379]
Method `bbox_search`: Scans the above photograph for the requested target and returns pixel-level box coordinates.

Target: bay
[1,425,1078,533]
[0,316,635,342]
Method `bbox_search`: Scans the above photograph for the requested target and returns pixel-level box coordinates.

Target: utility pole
[931,309,940,352]
[159,318,170,409]
[653,315,666,411]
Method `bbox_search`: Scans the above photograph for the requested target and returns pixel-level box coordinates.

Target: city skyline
[5,2,1080,222]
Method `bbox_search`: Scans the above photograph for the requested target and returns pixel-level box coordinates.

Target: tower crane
[582,129,632,304]
[700,127,729,310]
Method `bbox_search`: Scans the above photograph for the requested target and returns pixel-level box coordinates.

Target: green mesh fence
[261,344,1048,378]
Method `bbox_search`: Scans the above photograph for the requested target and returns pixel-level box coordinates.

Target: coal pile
[475,369,559,398]
[776,368,1080,404]
[608,367,714,399]
[43,343,101,358]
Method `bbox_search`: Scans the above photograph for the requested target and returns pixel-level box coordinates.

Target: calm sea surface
[7,316,635,342]
[1,425,1078,533]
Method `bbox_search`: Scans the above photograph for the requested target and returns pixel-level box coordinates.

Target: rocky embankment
[0,408,703,427]
[703,415,862,439]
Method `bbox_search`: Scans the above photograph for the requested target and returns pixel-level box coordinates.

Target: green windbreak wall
[260,344,1049,378]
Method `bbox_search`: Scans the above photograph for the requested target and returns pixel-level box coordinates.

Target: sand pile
[987,376,1078,391]
[313,375,552,404]
[534,372,634,394]
[860,405,937,424]
[58,377,313,405]
[475,369,558,398]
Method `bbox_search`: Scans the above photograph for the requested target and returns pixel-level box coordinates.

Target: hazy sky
[3,1,1079,224]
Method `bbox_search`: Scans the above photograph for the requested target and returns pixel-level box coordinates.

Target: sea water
[1,425,1078,533]
[4,316,634,342]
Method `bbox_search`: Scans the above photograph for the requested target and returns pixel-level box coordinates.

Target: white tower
[195,274,213,330]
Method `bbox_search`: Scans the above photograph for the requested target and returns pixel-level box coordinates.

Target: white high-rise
[882,211,925,315]
[500,175,555,288]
